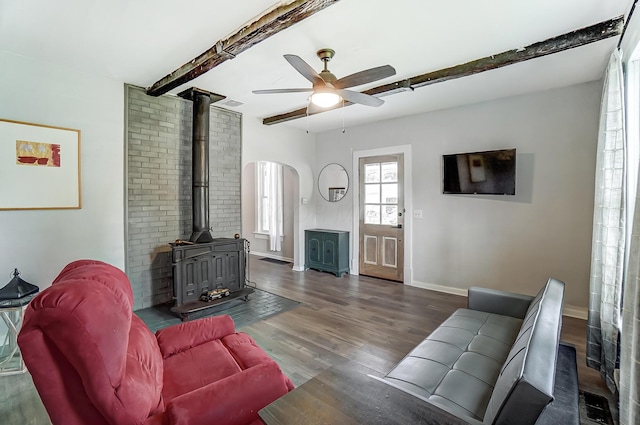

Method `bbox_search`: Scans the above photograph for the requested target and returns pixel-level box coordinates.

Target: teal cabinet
[305,229,349,277]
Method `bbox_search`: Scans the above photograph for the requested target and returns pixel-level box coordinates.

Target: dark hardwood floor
[0,258,610,424]
[245,258,609,395]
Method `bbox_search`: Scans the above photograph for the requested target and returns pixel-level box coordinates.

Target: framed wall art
[0,119,81,210]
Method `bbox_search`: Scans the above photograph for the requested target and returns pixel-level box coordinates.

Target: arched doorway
[241,161,300,266]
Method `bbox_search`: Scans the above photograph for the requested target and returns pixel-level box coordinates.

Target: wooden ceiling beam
[262,16,624,126]
[146,0,341,97]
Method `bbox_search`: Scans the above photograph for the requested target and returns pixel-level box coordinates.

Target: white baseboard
[410,280,588,320]
[249,251,293,263]
[409,280,468,297]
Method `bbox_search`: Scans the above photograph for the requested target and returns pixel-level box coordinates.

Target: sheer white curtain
[621,196,640,424]
[620,46,640,425]
[267,162,284,252]
[586,48,626,394]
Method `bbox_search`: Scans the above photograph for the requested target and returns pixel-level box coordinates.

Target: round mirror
[318,163,349,202]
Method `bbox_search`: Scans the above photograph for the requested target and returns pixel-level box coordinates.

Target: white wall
[315,81,601,310]
[242,116,316,270]
[0,51,125,290]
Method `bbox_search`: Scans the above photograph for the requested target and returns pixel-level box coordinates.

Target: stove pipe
[181,88,214,243]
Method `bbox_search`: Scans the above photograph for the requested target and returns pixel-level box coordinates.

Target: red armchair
[17,259,294,425]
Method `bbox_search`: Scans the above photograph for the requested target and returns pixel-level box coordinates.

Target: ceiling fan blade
[333,65,396,89]
[284,54,325,86]
[252,88,313,94]
[336,89,384,107]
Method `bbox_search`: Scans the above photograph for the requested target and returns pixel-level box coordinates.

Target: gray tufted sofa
[377,278,565,425]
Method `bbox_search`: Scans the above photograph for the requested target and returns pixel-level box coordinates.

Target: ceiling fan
[252,48,396,111]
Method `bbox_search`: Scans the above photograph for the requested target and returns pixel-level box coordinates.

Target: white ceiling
[0,0,633,132]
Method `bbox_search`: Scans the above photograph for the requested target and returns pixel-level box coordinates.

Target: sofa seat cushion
[383,309,522,421]
[162,339,242,401]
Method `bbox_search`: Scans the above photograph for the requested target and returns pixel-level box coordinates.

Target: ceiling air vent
[218,99,244,108]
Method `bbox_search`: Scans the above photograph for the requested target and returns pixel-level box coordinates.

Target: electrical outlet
[413,209,423,219]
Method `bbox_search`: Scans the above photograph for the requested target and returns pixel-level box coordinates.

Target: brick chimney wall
[125,85,241,310]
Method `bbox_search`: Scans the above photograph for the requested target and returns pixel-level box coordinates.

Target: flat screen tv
[442,148,516,195]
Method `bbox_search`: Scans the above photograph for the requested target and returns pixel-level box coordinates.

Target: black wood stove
[170,88,252,321]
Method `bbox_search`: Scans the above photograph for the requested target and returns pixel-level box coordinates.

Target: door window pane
[381,162,397,183]
[365,205,380,224]
[362,160,400,226]
[365,163,380,183]
[381,183,398,204]
[365,184,380,204]
[381,206,398,225]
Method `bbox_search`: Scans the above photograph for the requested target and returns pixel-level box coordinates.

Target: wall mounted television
[442,148,516,195]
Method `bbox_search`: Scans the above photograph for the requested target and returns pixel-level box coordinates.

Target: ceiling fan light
[311,91,341,108]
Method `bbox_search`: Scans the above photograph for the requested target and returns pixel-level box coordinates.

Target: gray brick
[126,85,241,310]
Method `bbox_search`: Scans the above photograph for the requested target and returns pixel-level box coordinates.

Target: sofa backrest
[483,278,565,425]
[18,260,164,425]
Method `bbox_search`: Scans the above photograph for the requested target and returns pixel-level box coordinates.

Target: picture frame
[0,118,81,210]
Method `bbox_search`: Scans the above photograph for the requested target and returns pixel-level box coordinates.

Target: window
[363,161,398,226]
[256,161,283,235]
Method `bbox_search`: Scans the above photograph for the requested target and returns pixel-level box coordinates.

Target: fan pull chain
[342,99,346,133]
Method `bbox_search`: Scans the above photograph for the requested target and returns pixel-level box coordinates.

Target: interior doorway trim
[352,144,412,283]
